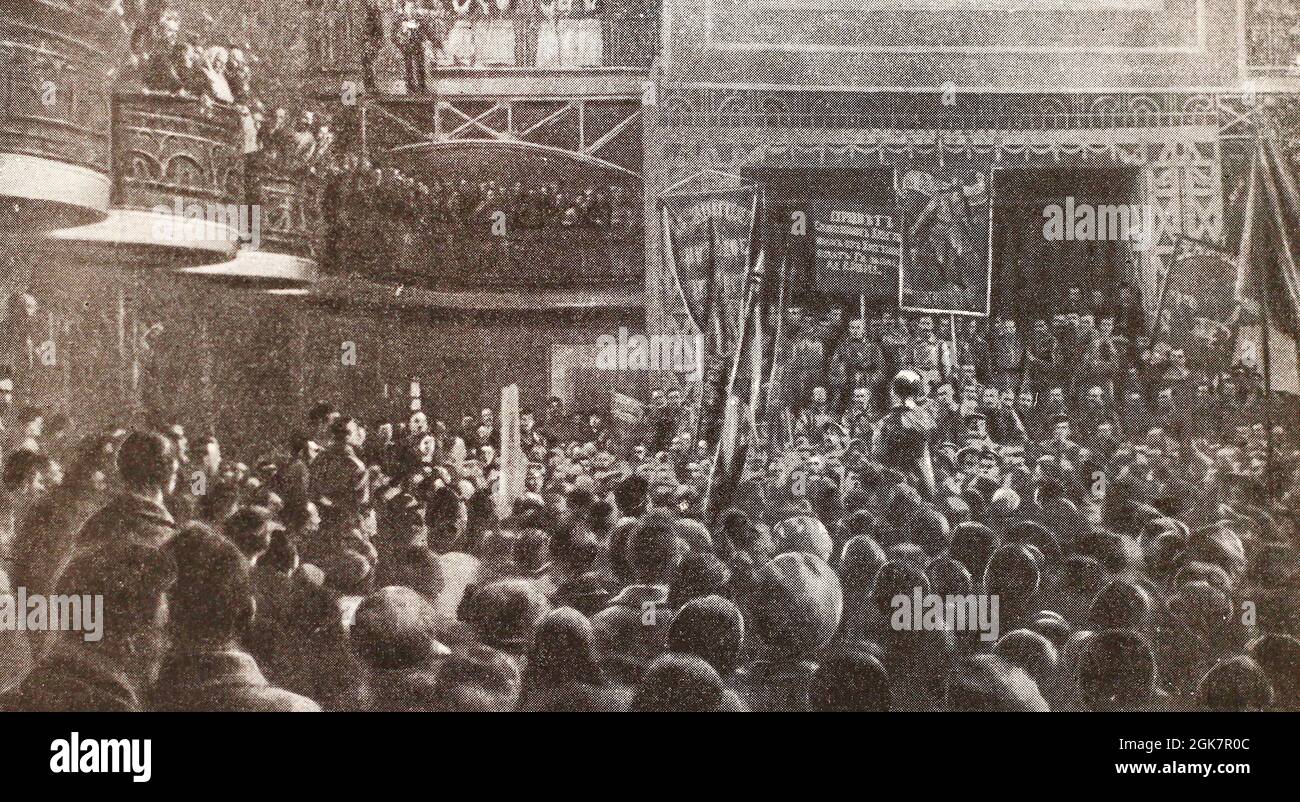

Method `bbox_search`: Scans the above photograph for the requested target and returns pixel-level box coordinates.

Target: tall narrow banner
[898,164,993,316]
[1234,136,1300,395]
[704,252,767,526]
[661,177,762,443]
[661,186,760,354]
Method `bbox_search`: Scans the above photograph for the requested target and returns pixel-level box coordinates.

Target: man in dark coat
[871,370,937,499]
[151,526,320,712]
[828,318,882,414]
[309,415,372,536]
[77,431,180,551]
[2,542,176,712]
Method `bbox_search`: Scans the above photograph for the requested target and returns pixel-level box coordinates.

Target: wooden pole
[361,104,369,165]
[1257,263,1275,489]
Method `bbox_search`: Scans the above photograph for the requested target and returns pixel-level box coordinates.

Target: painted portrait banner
[811,203,901,301]
[898,164,993,316]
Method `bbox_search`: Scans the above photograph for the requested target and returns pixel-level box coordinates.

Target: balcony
[247,158,324,259]
[321,202,642,291]
[307,1,657,99]
[315,138,642,306]
[174,156,321,291]
[111,92,245,212]
[42,91,316,290]
[40,92,245,265]
[0,0,121,229]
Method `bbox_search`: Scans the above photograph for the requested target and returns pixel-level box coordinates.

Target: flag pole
[950,313,959,362]
[1257,247,1275,490]
[704,271,761,524]
[1254,132,1277,493]
[766,248,788,431]
[1237,126,1279,496]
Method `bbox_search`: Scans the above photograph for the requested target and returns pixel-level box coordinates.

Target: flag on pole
[660,173,762,444]
[1234,135,1300,394]
[704,250,768,525]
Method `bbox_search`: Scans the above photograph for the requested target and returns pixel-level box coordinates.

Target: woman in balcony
[575,0,602,68]
[478,0,517,67]
[536,0,561,67]
[203,46,236,104]
[446,0,477,66]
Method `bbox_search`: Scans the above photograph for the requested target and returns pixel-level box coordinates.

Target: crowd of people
[1247,0,1300,70]
[123,1,254,106]
[0,270,1297,712]
[317,164,640,280]
[322,169,634,238]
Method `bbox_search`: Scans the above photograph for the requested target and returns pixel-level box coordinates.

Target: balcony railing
[246,158,324,258]
[663,90,1225,133]
[111,92,245,211]
[310,1,658,84]
[320,192,643,291]
[1,0,122,222]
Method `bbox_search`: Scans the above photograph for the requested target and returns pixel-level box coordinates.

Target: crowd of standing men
[0,269,1295,710]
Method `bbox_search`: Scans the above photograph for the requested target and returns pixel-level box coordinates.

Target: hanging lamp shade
[173,249,317,290]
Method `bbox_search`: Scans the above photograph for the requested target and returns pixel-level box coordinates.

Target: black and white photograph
[0,0,1299,782]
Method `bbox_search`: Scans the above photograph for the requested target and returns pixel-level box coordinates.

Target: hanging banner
[1164,236,1238,324]
[898,164,993,316]
[660,174,762,443]
[661,183,760,359]
[811,203,901,301]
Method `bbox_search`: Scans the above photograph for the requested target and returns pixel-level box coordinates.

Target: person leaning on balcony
[226,46,252,103]
[421,0,448,73]
[263,108,295,163]
[201,46,235,104]
[143,38,187,93]
[174,35,204,97]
